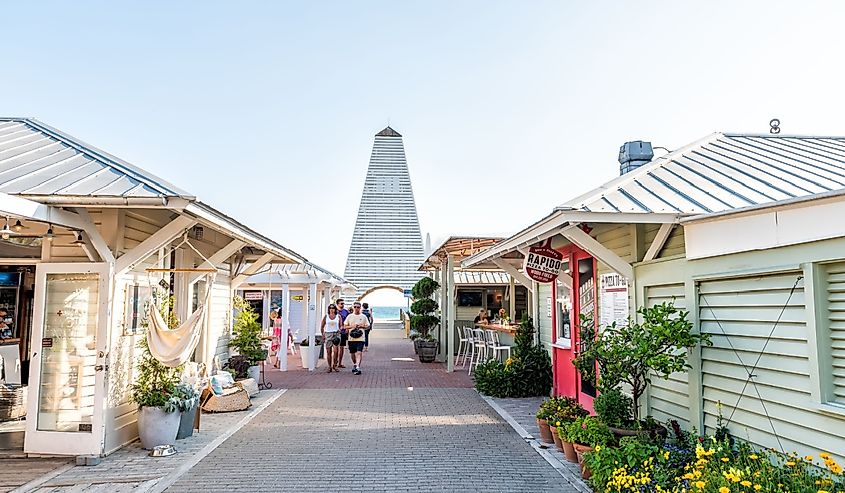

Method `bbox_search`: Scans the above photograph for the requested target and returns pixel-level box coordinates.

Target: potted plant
[131,296,182,450]
[593,388,637,438]
[230,296,267,380]
[560,416,614,479]
[535,399,556,444]
[299,335,322,369]
[574,301,710,428]
[410,277,440,363]
[173,382,200,440]
[549,397,589,462]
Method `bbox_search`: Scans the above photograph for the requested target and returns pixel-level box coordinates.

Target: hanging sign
[523,239,564,283]
[244,291,263,301]
[599,273,629,328]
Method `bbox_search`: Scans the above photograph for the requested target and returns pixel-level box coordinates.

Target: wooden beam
[114,215,196,274]
[492,258,535,292]
[643,223,675,262]
[560,225,634,279]
[231,252,276,287]
[70,208,115,263]
[188,239,245,285]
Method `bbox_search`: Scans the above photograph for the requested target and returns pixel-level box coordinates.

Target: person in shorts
[336,299,349,368]
[361,302,374,351]
[320,304,342,372]
[344,301,369,375]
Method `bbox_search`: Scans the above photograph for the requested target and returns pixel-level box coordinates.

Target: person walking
[320,304,342,372]
[362,302,374,351]
[344,301,369,375]
[335,298,349,368]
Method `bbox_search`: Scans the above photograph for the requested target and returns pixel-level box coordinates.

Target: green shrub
[473,317,552,398]
[593,388,634,428]
[229,296,265,364]
[410,277,439,340]
[131,296,182,411]
[547,396,589,428]
[560,416,614,447]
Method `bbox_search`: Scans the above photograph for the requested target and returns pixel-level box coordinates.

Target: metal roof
[0,118,192,199]
[559,132,845,215]
[419,236,505,270]
[454,271,509,285]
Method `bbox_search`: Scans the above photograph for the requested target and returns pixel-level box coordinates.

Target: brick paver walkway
[166,329,579,493]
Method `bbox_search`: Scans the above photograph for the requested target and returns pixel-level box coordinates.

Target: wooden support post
[231,252,275,287]
[280,284,290,372]
[446,254,455,373]
[114,215,196,274]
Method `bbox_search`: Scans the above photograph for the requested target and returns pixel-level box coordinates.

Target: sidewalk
[11,390,281,493]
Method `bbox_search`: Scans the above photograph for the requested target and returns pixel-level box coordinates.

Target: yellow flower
[818,490,830,493]
[820,452,831,460]
[664,451,670,460]
[720,487,731,493]
[749,454,759,460]
[786,461,796,466]
[695,481,706,490]
[753,486,762,491]
[721,457,730,462]
[595,445,601,452]
[555,421,561,427]
[806,455,815,461]
[831,463,843,474]
[741,481,752,487]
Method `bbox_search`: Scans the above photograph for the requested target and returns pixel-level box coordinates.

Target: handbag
[331,333,341,345]
[350,328,364,339]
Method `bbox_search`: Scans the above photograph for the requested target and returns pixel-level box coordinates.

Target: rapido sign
[523,239,564,283]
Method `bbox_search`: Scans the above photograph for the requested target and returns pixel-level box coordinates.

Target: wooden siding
[660,226,685,259]
[644,283,691,428]
[209,271,232,366]
[696,272,845,459]
[825,261,845,405]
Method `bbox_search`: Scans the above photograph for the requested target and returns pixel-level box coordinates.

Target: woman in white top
[320,304,342,373]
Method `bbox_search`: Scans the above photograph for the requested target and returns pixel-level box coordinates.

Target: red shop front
[550,244,598,414]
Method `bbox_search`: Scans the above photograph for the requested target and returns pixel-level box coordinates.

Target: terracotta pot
[536,419,554,444]
[549,426,564,452]
[562,439,578,463]
[573,443,594,480]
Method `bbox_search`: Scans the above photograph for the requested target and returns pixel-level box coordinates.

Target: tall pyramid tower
[345,127,424,298]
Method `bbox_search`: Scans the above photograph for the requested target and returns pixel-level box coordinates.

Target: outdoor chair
[456,326,472,368]
[468,328,488,375]
[488,330,511,362]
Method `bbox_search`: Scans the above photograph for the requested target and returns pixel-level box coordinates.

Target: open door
[25,263,110,456]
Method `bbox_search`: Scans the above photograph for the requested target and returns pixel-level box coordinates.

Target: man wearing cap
[343,301,369,375]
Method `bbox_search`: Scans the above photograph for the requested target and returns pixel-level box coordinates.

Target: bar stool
[484,330,497,360]
[489,330,512,362]
[456,326,471,368]
[468,328,488,375]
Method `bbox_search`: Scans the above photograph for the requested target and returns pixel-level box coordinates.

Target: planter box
[536,418,554,444]
[176,404,198,440]
[138,406,180,450]
[299,345,320,369]
[417,341,438,363]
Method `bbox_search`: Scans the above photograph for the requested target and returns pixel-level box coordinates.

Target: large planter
[549,426,564,452]
[176,404,198,440]
[247,365,260,382]
[562,439,578,463]
[417,340,438,363]
[138,406,180,450]
[299,345,320,369]
[573,443,594,480]
[413,339,422,354]
[537,418,554,444]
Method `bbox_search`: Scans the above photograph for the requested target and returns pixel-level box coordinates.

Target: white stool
[489,330,511,362]
[468,328,488,375]
[456,326,471,368]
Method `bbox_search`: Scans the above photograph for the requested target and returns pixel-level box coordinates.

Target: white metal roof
[0,118,192,199]
[464,131,845,267]
[454,271,509,285]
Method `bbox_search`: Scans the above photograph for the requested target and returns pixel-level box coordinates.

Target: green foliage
[560,416,614,447]
[131,296,182,411]
[593,388,634,428]
[229,296,266,364]
[223,355,251,379]
[410,276,439,299]
[573,313,597,389]
[171,382,200,412]
[410,277,439,338]
[582,436,663,489]
[575,301,711,420]
[539,396,588,426]
[473,317,552,397]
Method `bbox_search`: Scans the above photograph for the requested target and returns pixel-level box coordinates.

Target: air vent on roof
[618,141,654,175]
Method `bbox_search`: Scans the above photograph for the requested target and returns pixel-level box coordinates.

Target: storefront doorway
[0,265,35,453]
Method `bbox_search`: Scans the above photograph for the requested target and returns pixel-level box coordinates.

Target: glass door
[25,263,109,456]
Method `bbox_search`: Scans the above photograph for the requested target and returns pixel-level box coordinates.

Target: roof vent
[618,141,654,175]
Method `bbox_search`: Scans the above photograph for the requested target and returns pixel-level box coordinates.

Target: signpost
[523,239,564,283]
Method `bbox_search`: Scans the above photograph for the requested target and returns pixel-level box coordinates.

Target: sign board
[244,291,263,301]
[403,289,412,298]
[599,273,629,328]
[523,239,564,283]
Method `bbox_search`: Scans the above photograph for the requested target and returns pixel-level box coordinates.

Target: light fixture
[12,220,23,232]
[72,231,85,245]
[0,218,14,240]
[45,224,54,241]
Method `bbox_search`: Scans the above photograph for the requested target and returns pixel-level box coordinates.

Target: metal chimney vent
[618,141,654,175]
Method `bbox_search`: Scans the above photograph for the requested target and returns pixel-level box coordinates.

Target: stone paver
[0,458,71,493]
[166,388,575,493]
[491,396,589,492]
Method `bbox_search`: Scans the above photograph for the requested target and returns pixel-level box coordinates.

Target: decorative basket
[235,378,260,397]
[0,384,27,421]
[200,386,251,413]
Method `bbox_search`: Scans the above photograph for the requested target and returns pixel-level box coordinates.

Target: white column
[262,290,271,333]
[280,283,290,371]
[509,274,516,321]
[438,266,447,362]
[446,254,455,372]
[307,283,318,371]
[322,286,331,315]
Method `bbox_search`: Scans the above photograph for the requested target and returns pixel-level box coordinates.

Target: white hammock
[146,278,214,367]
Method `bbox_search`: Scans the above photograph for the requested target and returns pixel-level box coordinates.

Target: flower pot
[536,419,554,444]
[573,443,594,479]
[549,426,564,452]
[413,339,421,354]
[138,406,181,450]
[299,345,320,369]
[562,439,578,463]
[417,340,438,363]
[247,365,260,382]
[176,403,198,440]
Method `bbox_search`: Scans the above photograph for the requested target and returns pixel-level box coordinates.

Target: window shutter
[827,262,845,404]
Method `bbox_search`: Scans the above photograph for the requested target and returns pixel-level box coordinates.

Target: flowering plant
[560,416,614,447]
[545,396,589,428]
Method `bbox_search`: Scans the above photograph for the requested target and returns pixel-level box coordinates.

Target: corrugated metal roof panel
[559,133,845,214]
[0,117,191,198]
[454,271,509,285]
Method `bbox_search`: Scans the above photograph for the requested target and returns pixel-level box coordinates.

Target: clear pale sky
[3,2,844,276]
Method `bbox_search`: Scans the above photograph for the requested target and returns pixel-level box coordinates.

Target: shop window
[556,277,571,345]
[124,284,152,335]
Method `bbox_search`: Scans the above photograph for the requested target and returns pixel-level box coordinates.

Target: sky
[3,1,845,277]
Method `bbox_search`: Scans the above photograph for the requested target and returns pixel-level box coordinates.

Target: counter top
[476,322,518,334]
